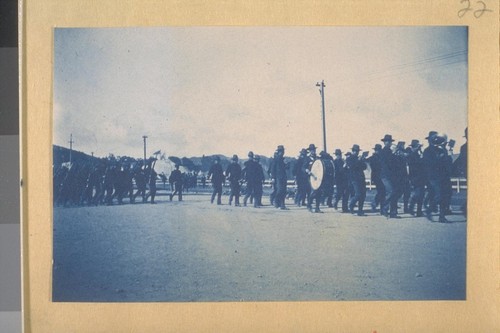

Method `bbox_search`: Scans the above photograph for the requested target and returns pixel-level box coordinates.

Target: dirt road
[53,194,466,302]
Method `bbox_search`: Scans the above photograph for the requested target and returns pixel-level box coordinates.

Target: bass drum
[309,159,335,191]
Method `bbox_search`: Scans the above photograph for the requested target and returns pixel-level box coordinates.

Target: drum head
[309,159,324,190]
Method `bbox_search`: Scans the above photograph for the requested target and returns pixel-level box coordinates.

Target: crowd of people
[53,129,467,223]
[205,129,467,223]
[53,157,161,206]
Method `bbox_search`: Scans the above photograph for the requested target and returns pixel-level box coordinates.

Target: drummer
[303,143,323,213]
[346,144,368,216]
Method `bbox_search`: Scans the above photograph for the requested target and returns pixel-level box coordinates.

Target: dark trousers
[372,178,385,211]
[254,183,263,206]
[295,179,309,206]
[229,181,240,205]
[322,182,334,207]
[269,179,277,206]
[349,180,366,214]
[402,178,411,212]
[171,183,183,201]
[409,182,425,216]
[275,178,287,208]
[244,182,255,206]
[148,185,156,203]
[382,177,399,216]
[211,182,222,204]
[333,180,349,212]
[308,189,323,211]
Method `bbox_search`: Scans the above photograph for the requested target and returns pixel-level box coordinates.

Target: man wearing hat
[320,151,335,208]
[453,127,467,216]
[379,134,400,218]
[169,164,183,201]
[253,155,266,207]
[273,145,289,210]
[242,151,259,207]
[345,144,367,216]
[208,156,225,205]
[293,148,309,207]
[332,149,349,212]
[225,155,242,206]
[303,144,323,213]
[367,143,385,213]
[422,131,449,222]
[407,140,425,217]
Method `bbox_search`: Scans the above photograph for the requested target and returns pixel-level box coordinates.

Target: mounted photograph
[52,26,468,302]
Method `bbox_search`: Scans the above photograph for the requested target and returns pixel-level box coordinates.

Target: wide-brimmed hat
[381,134,394,142]
[334,149,342,155]
[232,154,238,161]
[373,144,382,151]
[351,144,361,151]
[425,131,438,139]
[410,139,422,148]
[308,143,317,151]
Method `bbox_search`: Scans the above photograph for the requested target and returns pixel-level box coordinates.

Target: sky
[53,26,467,159]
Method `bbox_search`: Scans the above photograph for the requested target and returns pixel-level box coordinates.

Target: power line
[365,50,467,78]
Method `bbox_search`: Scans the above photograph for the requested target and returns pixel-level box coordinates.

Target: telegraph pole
[142,135,148,163]
[68,134,74,164]
[316,80,327,152]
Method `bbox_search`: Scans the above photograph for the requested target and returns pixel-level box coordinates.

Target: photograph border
[21,0,499,332]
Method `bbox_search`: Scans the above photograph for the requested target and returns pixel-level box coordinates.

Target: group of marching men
[207,129,467,223]
[53,156,189,207]
[54,157,160,206]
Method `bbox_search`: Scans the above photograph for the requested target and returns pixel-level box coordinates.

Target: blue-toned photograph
[52,26,467,302]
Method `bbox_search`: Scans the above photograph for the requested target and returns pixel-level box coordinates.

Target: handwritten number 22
[458,0,492,18]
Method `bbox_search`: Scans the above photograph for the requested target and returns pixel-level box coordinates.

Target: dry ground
[52,193,466,302]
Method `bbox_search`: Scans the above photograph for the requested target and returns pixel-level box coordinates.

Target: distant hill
[53,145,298,179]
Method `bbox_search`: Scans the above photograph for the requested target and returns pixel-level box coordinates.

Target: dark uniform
[407,140,426,217]
[393,145,409,213]
[268,152,277,206]
[320,151,335,208]
[254,156,266,206]
[169,165,183,201]
[346,144,367,216]
[379,134,400,218]
[332,150,349,212]
[208,157,224,205]
[423,132,450,222]
[453,128,467,216]
[225,155,242,206]
[133,165,147,203]
[242,152,259,207]
[367,144,385,213]
[273,145,288,210]
[148,166,157,204]
[103,164,117,205]
[293,149,309,207]
[303,144,322,213]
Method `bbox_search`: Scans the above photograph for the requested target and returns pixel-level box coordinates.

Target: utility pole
[316,80,327,153]
[142,135,148,163]
[68,134,74,164]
